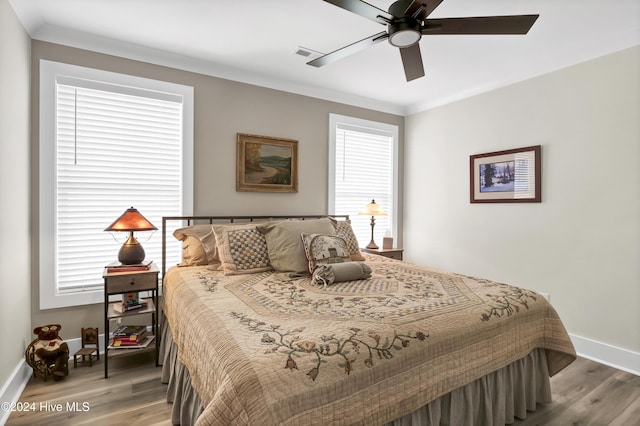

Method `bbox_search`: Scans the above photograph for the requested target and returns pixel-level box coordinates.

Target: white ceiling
[10,0,640,115]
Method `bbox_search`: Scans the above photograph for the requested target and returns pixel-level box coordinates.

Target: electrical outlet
[539,292,550,301]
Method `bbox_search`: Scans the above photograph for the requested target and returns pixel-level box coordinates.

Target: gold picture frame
[236,133,298,193]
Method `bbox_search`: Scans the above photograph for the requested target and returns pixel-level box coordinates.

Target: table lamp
[359,199,388,249]
[104,207,157,264]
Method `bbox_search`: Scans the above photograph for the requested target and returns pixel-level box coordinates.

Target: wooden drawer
[383,250,403,260]
[361,248,403,261]
[105,271,157,294]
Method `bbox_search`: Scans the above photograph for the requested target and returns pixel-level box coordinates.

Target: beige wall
[0,0,32,389]
[29,41,404,338]
[404,47,640,357]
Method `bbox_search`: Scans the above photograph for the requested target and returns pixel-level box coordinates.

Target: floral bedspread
[162,254,575,426]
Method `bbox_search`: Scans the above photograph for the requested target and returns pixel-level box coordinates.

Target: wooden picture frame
[470,145,541,203]
[236,133,298,193]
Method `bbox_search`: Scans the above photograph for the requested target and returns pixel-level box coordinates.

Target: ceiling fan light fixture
[389,29,421,47]
[388,19,422,48]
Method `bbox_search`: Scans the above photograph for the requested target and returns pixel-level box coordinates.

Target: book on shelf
[113,300,148,313]
[112,324,147,337]
[108,334,155,349]
[105,260,153,273]
[112,330,149,345]
[112,292,148,313]
[123,291,140,305]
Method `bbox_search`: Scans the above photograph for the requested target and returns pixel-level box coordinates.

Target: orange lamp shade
[104,207,157,232]
[104,207,157,265]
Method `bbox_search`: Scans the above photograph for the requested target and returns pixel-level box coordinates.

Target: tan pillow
[257,218,336,275]
[173,225,219,266]
[334,220,365,261]
[301,233,351,274]
[213,223,272,275]
[180,235,207,266]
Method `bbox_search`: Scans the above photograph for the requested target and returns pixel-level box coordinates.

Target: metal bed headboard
[161,215,350,278]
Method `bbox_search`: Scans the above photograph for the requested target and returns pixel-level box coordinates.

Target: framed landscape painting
[236,133,298,193]
[470,145,541,203]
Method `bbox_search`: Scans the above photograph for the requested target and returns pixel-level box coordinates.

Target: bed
[159,215,576,426]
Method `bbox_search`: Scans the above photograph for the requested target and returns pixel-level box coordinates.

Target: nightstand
[361,248,403,261]
[103,262,159,378]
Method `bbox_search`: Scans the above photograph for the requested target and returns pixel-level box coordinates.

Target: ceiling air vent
[295,48,312,57]
[294,46,323,61]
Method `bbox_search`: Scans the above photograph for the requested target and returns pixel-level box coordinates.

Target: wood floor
[513,357,640,426]
[6,354,640,425]
[6,352,172,426]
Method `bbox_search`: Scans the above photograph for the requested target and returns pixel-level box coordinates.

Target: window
[39,60,193,309]
[328,114,398,247]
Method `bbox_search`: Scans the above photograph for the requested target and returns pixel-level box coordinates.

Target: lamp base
[118,233,146,265]
[366,216,378,250]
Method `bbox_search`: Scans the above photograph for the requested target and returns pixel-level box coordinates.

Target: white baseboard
[571,333,640,376]
[0,360,32,425]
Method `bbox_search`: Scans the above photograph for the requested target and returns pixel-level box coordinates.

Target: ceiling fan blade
[404,0,444,21]
[323,0,393,24]
[423,15,539,35]
[399,43,425,82]
[307,31,389,68]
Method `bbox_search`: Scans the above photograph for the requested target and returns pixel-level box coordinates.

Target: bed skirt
[160,316,552,426]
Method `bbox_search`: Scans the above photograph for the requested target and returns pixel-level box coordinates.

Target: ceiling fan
[307,0,539,81]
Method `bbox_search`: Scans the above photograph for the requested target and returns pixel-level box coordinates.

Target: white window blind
[40,60,193,309]
[329,114,398,247]
[55,83,183,293]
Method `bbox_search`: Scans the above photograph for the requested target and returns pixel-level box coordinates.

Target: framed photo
[470,145,541,203]
[236,133,298,193]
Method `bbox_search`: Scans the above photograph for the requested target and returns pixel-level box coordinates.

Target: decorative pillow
[334,220,365,261]
[257,218,336,275]
[173,225,219,267]
[213,223,272,275]
[179,235,207,266]
[301,233,351,274]
[312,262,372,286]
